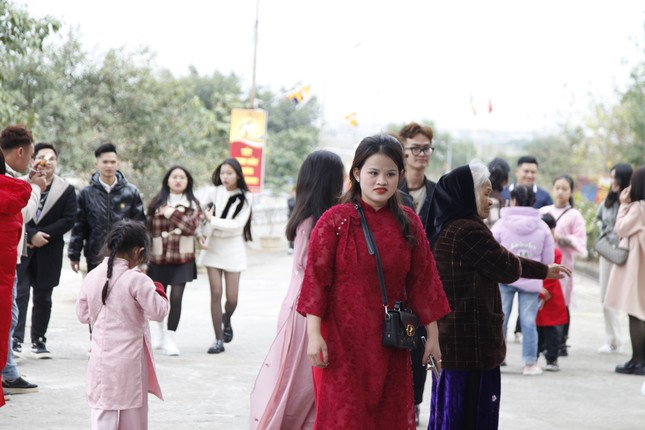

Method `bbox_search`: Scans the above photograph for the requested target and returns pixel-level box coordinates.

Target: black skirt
[147,261,197,286]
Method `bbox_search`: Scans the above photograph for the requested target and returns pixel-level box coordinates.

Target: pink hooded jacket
[492,206,555,292]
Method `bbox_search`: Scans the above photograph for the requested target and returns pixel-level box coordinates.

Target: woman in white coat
[199,158,253,354]
[76,220,169,430]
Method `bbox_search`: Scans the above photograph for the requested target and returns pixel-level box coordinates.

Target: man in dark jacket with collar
[396,122,437,425]
[14,143,77,359]
[68,143,145,273]
[500,155,553,209]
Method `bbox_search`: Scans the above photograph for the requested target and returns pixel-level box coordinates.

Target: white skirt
[198,234,247,272]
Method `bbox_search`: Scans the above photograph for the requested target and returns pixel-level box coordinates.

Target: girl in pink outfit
[249,151,345,430]
[76,220,169,430]
[540,174,588,356]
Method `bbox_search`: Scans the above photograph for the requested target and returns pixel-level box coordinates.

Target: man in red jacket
[0,151,32,407]
[1,125,45,399]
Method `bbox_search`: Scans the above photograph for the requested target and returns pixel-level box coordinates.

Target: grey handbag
[594,233,629,265]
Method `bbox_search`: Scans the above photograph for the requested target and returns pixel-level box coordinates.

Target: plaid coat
[433,217,548,370]
[147,200,201,265]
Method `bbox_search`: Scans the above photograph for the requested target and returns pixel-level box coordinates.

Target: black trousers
[411,325,428,405]
[15,271,54,344]
[538,325,564,363]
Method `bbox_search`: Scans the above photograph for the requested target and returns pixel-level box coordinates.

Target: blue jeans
[2,275,20,380]
[499,284,539,366]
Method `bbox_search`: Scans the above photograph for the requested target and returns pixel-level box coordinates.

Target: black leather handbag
[355,204,420,350]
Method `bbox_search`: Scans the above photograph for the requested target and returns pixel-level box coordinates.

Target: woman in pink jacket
[492,185,555,375]
[76,220,169,429]
[249,150,345,429]
[605,166,645,375]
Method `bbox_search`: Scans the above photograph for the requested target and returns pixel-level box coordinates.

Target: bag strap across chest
[355,204,388,309]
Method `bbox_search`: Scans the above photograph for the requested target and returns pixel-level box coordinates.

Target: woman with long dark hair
[605,166,645,374]
[250,150,345,429]
[297,135,450,428]
[147,166,201,356]
[198,158,253,354]
[596,163,633,354]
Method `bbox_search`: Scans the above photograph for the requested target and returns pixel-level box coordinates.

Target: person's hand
[198,236,208,249]
[30,171,47,192]
[540,287,551,302]
[204,206,214,222]
[30,231,50,248]
[557,236,573,247]
[423,335,442,374]
[546,264,572,279]
[620,186,632,204]
[307,333,329,368]
[70,260,80,273]
[153,282,168,300]
[28,160,43,178]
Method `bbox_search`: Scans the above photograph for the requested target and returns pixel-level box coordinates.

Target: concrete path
[1,249,643,429]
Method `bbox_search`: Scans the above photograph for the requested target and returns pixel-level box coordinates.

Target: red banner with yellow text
[229,108,267,193]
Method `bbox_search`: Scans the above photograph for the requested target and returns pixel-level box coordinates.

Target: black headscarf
[429,165,478,247]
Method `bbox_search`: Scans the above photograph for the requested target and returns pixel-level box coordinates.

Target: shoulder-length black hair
[510,184,536,207]
[342,134,416,247]
[488,157,510,192]
[211,157,253,241]
[605,163,633,208]
[630,165,645,203]
[285,150,345,241]
[147,166,200,213]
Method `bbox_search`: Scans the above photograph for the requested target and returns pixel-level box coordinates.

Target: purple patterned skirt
[429,367,501,430]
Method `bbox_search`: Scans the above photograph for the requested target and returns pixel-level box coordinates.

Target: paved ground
[1,248,644,429]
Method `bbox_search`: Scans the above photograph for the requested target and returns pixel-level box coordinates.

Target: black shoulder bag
[355,204,420,350]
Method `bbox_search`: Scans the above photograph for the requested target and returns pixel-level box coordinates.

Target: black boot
[223,313,233,343]
[615,359,645,375]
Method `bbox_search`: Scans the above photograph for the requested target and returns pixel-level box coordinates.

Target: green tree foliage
[257,89,321,193]
[0,0,59,58]
[0,0,60,122]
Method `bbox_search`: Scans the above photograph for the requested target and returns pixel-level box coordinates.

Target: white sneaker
[162,331,180,356]
[597,344,622,354]
[514,333,523,343]
[152,321,164,350]
[523,364,543,376]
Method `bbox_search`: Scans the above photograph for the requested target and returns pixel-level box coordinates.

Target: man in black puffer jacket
[68,143,145,273]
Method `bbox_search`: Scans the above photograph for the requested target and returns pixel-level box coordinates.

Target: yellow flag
[287,84,311,106]
[345,112,358,127]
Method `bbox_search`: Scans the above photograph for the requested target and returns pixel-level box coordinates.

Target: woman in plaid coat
[146,166,201,356]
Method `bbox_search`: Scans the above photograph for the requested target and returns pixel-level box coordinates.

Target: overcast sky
[21,0,645,134]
